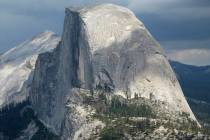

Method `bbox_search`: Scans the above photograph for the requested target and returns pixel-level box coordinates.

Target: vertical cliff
[30,8,94,134]
[30,4,199,139]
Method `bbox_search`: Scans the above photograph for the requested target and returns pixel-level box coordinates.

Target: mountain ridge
[0,31,60,108]
[29,3,200,139]
[170,60,210,103]
[0,3,207,140]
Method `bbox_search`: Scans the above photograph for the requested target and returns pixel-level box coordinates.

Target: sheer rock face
[30,4,198,136]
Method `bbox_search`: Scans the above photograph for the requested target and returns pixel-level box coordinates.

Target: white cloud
[167,48,210,66]
[161,39,210,66]
[1,0,210,67]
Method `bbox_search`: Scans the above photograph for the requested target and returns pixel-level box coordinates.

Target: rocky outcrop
[29,3,199,139]
[0,31,60,108]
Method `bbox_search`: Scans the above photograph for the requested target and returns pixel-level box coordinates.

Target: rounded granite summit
[30,3,200,138]
[64,3,196,119]
[67,3,148,53]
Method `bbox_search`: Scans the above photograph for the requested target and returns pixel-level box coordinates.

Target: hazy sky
[0,0,210,66]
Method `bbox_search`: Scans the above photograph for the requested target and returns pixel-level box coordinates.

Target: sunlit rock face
[30,3,198,137]
[0,31,60,108]
[81,4,197,121]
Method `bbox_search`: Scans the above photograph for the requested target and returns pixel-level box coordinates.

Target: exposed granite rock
[0,31,60,108]
[29,3,200,139]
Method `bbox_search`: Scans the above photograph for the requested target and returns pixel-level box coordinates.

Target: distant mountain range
[1,3,210,139]
[170,60,210,103]
[170,60,210,126]
[1,4,207,139]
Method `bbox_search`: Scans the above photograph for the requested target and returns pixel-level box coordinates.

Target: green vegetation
[187,99,210,135]
[100,127,124,140]
[109,97,155,118]
[98,117,157,140]
[0,100,59,140]
[83,90,208,138]
[84,92,157,139]
[163,119,199,133]
[0,101,33,138]
[82,91,156,119]
[88,92,156,118]
[31,120,60,140]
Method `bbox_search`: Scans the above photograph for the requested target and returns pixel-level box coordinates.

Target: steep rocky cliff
[29,4,200,139]
[0,31,60,140]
